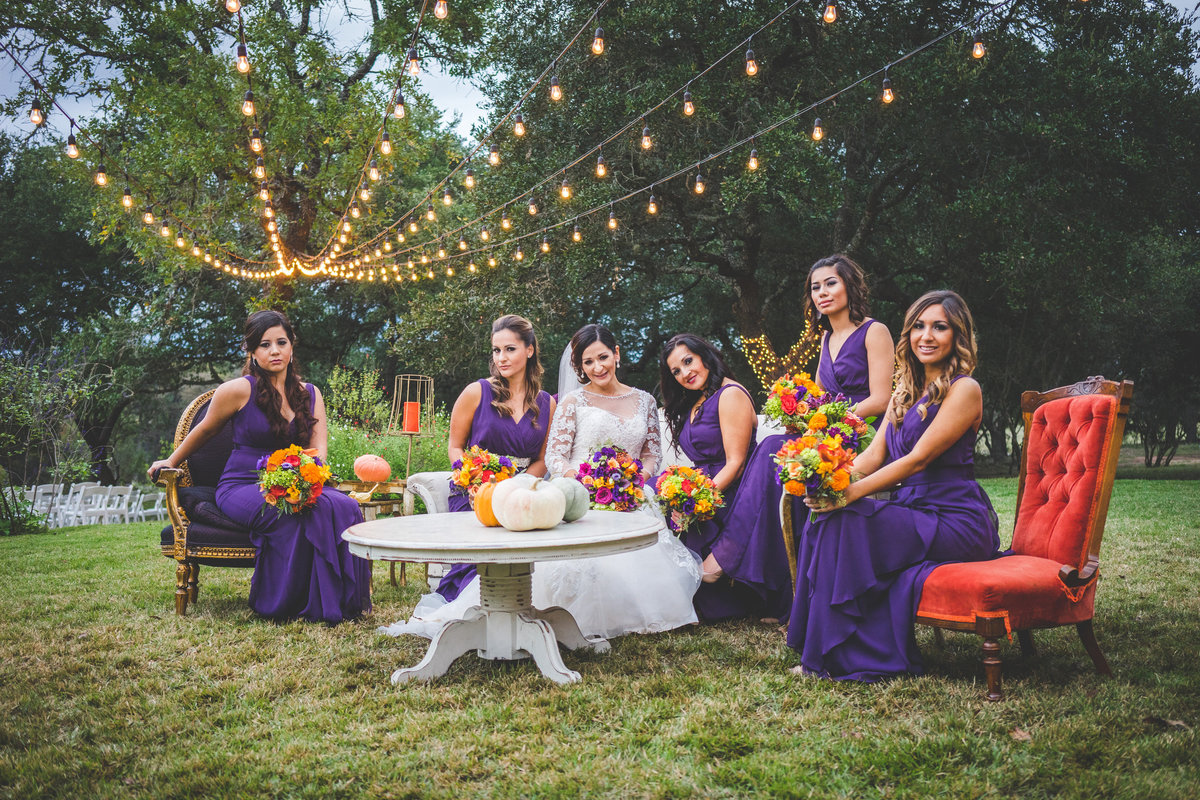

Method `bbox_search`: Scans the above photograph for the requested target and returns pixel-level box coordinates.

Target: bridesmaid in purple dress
[435,315,554,601]
[787,290,1000,681]
[704,255,893,622]
[149,310,371,624]
[660,334,759,621]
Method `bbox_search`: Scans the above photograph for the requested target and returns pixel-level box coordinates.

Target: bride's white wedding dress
[378,386,701,642]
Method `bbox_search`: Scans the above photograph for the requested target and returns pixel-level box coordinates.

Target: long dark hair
[569,323,619,384]
[799,254,871,354]
[241,310,315,445]
[892,290,978,424]
[488,314,545,426]
[658,333,734,447]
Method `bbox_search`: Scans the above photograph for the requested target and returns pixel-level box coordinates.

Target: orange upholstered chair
[916,376,1134,701]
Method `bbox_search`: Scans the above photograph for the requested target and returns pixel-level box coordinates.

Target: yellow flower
[285,486,302,503]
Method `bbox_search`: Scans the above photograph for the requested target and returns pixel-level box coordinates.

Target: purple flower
[594,487,614,505]
[498,456,513,469]
[280,462,294,471]
[452,458,463,470]
[256,455,269,470]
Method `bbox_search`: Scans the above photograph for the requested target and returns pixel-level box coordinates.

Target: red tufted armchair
[915,377,1134,701]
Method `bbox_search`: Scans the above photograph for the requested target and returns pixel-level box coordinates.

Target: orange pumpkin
[474,478,501,527]
[353,454,391,483]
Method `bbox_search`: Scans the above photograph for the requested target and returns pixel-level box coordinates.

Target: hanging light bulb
[458,237,468,251]
[748,148,759,171]
[420,252,429,264]
[249,128,263,153]
[443,187,453,205]
[29,99,44,126]
[342,220,352,233]
[513,112,526,137]
[225,0,241,13]
[881,76,894,104]
[446,265,454,276]
[608,207,618,230]
[191,244,201,257]
[823,1,838,24]
[393,88,406,119]
[380,128,392,155]
[160,219,171,237]
[254,157,266,179]
[480,225,491,241]
[488,255,497,267]
[641,125,652,150]
[694,172,706,194]
[550,76,562,102]
[560,177,572,200]
[122,187,133,209]
[176,234,186,248]
[384,240,393,251]
[811,118,824,141]
[528,196,539,215]
[514,246,524,261]
[93,162,108,186]
[572,225,582,242]
[540,237,550,253]
[264,201,275,219]
[359,186,370,202]
[369,159,380,181]
[259,181,270,201]
[407,47,420,76]
[647,193,658,214]
[349,201,359,219]
[426,203,436,221]
[488,144,500,166]
[596,152,607,178]
[236,44,250,74]
[434,0,448,20]
[241,90,255,116]
[464,167,475,188]
[469,261,477,273]
[746,48,758,76]
[501,209,511,229]
[66,129,79,159]
[437,246,446,259]
[143,208,155,225]
[682,90,695,116]
[972,33,986,59]
[591,27,605,55]
[409,218,419,233]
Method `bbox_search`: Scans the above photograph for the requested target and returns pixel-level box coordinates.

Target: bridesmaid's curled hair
[241,309,316,445]
[658,333,733,448]
[799,253,871,353]
[892,290,978,424]
[489,314,545,426]
[569,324,619,384]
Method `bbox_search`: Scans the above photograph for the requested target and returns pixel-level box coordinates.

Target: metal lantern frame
[385,374,435,478]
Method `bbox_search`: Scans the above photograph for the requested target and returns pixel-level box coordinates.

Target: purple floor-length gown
[676,382,759,621]
[786,376,1000,681]
[435,379,553,601]
[215,376,371,624]
[714,321,880,621]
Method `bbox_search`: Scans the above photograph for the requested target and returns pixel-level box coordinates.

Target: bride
[379,324,700,642]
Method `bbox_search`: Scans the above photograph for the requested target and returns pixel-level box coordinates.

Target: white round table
[342,510,661,685]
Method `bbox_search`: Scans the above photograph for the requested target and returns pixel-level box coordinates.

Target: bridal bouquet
[451,445,517,496]
[655,465,724,534]
[773,433,856,509]
[575,446,646,512]
[257,445,333,515]
[761,372,827,433]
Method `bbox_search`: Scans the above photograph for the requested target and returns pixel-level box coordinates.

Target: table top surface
[342,509,661,564]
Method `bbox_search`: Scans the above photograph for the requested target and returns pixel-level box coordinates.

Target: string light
[94,162,108,186]
[489,144,501,166]
[434,0,448,20]
[682,89,695,116]
[349,201,359,219]
[29,99,43,126]
[694,171,706,194]
[748,148,759,171]
[641,125,652,150]
[528,195,539,215]
[596,152,607,178]
[647,192,658,214]
[342,220,352,233]
[480,225,491,241]
[608,206,618,230]
[254,158,266,179]
[881,76,894,104]
[143,208,155,225]
[380,129,392,155]
[66,126,79,158]
[573,225,582,242]
[550,75,562,102]
[458,236,468,251]
[469,261,477,272]
[823,2,838,24]
[265,201,276,219]
[409,218,419,233]
[160,219,171,237]
[513,112,526,137]
[426,203,436,221]
[225,0,241,13]
[745,47,758,76]
[122,187,133,209]
[560,177,572,199]
[368,159,380,181]
[972,32,986,59]
[437,246,446,259]
[407,47,420,76]
[591,27,605,55]
[488,255,497,267]
[464,167,475,188]
[259,181,270,201]
[241,90,255,116]
[236,44,250,74]
[249,128,263,152]
[393,88,406,118]
[176,234,186,248]
[443,186,453,205]
[514,246,524,261]
[812,117,824,141]
[540,237,550,253]
[360,186,371,202]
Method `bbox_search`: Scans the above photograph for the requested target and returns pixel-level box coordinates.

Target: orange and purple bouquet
[761,372,827,433]
[655,465,724,534]
[451,445,517,496]
[256,444,333,515]
[774,396,874,513]
[576,446,645,512]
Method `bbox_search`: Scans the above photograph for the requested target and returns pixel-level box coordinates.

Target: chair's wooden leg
[982,637,1003,702]
[1017,629,1036,658]
[399,562,407,586]
[175,561,190,616]
[390,562,397,587]
[187,563,200,604]
[1076,620,1113,676]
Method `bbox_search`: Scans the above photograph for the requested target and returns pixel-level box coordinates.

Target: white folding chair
[96,485,134,524]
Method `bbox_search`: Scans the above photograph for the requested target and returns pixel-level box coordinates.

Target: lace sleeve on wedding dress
[545,392,579,477]
[638,390,662,475]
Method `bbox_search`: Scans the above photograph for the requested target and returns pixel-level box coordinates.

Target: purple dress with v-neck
[676,382,760,620]
[215,375,371,624]
[435,378,553,601]
[713,321,879,621]
[786,376,1000,681]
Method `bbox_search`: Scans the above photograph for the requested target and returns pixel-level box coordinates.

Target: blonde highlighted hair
[488,314,545,426]
[892,290,978,424]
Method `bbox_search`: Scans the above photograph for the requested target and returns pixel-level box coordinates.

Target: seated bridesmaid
[659,334,759,621]
[787,290,1001,681]
[704,254,893,622]
[434,314,555,602]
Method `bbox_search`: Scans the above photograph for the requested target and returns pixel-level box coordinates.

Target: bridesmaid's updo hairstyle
[569,324,619,384]
[892,290,978,425]
[800,254,871,351]
[489,314,545,426]
[658,333,734,448]
[241,309,316,446]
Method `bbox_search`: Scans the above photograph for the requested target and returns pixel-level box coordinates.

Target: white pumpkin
[491,477,566,531]
[549,477,590,522]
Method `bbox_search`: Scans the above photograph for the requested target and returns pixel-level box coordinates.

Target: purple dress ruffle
[675,382,761,621]
[785,376,1001,681]
[435,379,552,601]
[713,322,879,622]
[215,375,371,624]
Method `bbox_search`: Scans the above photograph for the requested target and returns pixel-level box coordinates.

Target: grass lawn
[2,479,1198,799]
